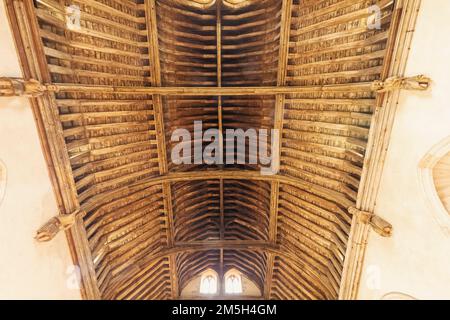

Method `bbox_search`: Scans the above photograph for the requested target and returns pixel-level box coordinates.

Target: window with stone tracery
[225,270,242,294]
[199,271,217,295]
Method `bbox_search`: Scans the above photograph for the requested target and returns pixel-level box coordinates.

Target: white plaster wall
[358,0,450,300]
[0,1,81,299]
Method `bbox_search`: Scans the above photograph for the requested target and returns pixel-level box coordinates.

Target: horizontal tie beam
[47,83,373,96]
[0,76,432,98]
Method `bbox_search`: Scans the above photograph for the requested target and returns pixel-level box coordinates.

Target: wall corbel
[35,210,85,242]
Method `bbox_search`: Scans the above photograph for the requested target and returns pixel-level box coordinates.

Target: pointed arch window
[225,270,242,294]
[200,271,218,295]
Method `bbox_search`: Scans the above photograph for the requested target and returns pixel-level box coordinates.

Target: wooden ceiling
[6,0,400,299]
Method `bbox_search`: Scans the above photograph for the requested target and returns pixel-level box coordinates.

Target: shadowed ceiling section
[223,180,270,240]
[157,0,217,87]
[172,180,221,241]
[221,0,281,86]
[22,0,398,300]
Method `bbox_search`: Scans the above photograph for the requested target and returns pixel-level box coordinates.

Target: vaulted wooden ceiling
[7,0,398,299]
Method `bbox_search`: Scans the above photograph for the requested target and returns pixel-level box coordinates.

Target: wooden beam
[265,0,293,300]
[146,0,161,87]
[144,0,178,300]
[277,0,293,87]
[219,248,224,295]
[81,169,355,215]
[2,79,430,97]
[217,9,225,291]
[216,1,222,89]
[153,241,279,264]
[0,77,46,97]
[219,179,224,240]
[264,253,275,299]
[48,83,374,95]
[268,181,280,243]
[175,239,272,247]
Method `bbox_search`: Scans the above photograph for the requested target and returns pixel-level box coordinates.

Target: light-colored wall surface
[0,1,81,299]
[358,0,450,300]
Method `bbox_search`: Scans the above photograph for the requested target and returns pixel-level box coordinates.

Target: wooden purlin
[144,0,178,299]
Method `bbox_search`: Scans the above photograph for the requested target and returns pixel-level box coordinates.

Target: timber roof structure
[4,0,419,299]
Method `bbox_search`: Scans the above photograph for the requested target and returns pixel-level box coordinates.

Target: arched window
[225,270,242,294]
[199,271,217,295]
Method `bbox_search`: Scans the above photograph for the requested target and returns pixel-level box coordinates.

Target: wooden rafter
[216,2,225,293]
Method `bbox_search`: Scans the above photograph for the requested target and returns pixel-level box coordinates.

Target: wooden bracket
[0,77,46,97]
[35,210,84,242]
[371,75,431,93]
[0,77,59,97]
[348,207,393,237]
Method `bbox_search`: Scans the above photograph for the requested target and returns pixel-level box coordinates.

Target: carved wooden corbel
[35,210,84,242]
[371,75,431,93]
[0,77,60,97]
[0,77,47,97]
[348,207,393,237]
